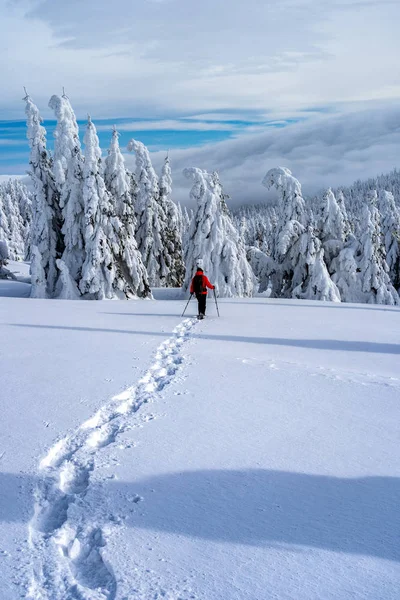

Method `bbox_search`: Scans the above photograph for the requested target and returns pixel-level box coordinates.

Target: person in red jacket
[190,267,215,318]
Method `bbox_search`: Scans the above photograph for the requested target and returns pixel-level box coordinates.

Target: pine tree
[317,188,347,273]
[262,167,307,297]
[378,190,400,289]
[56,259,80,299]
[49,93,85,284]
[246,245,272,294]
[0,185,25,260]
[0,239,17,280]
[358,192,399,304]
[183,167,255,297]
[331,234,361,303]
[292,226,341,302]
[262,167,336,301]
[104,128,150,298]
[181,205,192,250]
[24,92,62,296]
[159,155,185,287]
[30,245,47,299]
[127,139,168,287]
[80,116,116,299]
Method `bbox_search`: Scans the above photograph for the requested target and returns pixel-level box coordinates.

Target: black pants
[196,294,207,315]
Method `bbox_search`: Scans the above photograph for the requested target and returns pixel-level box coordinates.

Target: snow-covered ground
[1,288,400,599]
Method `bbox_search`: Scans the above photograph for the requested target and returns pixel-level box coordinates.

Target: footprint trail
[27,318,196,600]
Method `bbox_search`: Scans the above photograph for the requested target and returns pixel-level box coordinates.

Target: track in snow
[27,318,196,600]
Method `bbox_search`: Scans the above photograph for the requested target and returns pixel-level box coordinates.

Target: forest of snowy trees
[235,168,400,304]
[1,92,400,305]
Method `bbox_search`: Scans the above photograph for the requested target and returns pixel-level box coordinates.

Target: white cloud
[140,104,400,208]
[0,139,23,146]
[96,120,242,132]
[0,0,398,119]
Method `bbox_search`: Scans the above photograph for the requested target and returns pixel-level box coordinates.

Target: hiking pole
[182,293,193,317]
[213,288,220,317]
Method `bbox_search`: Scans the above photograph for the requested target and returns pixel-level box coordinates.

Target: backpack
[193,274,205,295]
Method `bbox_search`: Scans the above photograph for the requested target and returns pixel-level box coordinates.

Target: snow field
[1,296,400,599]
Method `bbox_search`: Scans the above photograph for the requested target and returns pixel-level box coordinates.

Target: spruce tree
[30,245,47,298]
[317,188,347,273]
[127,139,168,287]
[262,167,337,300]
[24,93,62,296]
[104,128,151,298]
[358,192,399,304]
[159,155,185,287]
[49,93,85,284]
[80,116,116,299]
[183,167,255,297]
[378,190,400,289]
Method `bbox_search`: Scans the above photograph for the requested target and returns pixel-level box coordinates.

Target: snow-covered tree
[0,182,26,260]
[79,116,117,299]
[127,139,168,287]
[358,192,399,304]
[263,167,338,301]
[183,167,256,297]
[159,155,185,287]
[335,190,352,239]
[331,235,361,303]
[0,239,16,280]
[246,246,272,293]
[49,93,85,284]
[30,245,47,298]
[262,167,307,297]
[378,190,400,289]
[24,92,62,296]
[56,259,80,300]
[181,205,192,250]
[332,192,399,304]
[292,227,341,302]
[317,188,347,272]
[104,128,150,298]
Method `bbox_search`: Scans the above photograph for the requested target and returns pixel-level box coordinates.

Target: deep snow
[0,288,399,599]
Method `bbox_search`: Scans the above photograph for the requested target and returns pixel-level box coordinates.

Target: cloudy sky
[1,0,399,205]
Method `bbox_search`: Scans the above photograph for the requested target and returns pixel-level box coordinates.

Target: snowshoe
[197,314,205,320]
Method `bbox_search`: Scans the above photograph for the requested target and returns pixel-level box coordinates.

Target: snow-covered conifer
[331,235,361,303]
[263,167,337,301]
[378,190,400,289]
[0,240,16,281]
[262,167,307,297]
[159,155,185,287]
[56,259,80,299]
[24,93,61,296]
[49,93,85,283]
[104,128,150,298]
[181,205,192,250]
[358,192,399,304]
[30,245,47,298]
[183,167,255,297]
[336,190,352,238]
[0,185,25,260]
[292,227,341,302]
[246,246,272,293]
[317,188,347,272]
[79,116,116,299]
[127,139,168,287]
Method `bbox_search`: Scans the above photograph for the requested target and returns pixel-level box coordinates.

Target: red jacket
[190,270,214,295]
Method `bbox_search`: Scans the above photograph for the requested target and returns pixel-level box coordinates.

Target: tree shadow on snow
[103,469,400,562]
[2,469,399,563]
[9,324,400,355]
[224,299,400,313]
[102,313,184,318]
